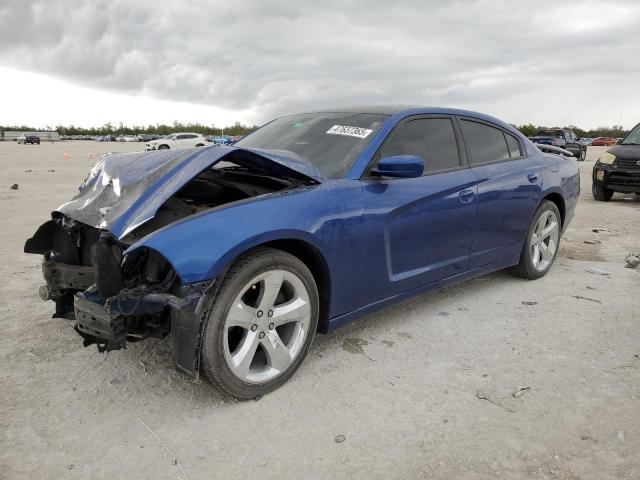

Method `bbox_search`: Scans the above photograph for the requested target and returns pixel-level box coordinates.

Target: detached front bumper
[74,294,126,349]
[593,162,640,192]
[73,280,216,379]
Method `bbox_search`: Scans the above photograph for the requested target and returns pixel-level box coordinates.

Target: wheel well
[228,239,330,333]
[543,193,565,227]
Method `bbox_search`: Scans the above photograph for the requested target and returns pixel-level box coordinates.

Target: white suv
[145,133,208,150]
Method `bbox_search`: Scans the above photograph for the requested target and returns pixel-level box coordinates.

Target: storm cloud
[1,0,639,126]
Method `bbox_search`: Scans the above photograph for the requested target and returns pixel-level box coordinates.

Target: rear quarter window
[505,133,522,158]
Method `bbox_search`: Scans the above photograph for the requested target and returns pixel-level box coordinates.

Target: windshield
[621,124,640,145]
[235,112,389,178]
[536,130,563,138]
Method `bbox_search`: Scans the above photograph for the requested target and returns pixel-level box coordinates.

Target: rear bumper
[593,163,640,192]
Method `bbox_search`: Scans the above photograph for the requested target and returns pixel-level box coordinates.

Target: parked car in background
[23,135,41,145]
[25,106,579,398]
[530,128,586,161]
[16,135,26,144]
[137,134,154,142]
[145,133,208,150]
[592,137,618,146]
[592,122,640,201]
[211,135,233,145]
[229,135,244,144]
[581,138,594,146]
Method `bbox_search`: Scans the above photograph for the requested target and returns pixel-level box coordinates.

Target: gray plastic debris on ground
[586,267,611,275]
[624,254,640,269]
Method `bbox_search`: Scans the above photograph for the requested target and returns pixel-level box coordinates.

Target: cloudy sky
[1,0,639,129]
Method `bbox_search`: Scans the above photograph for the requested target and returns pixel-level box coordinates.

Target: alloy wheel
[222,269,311,383]
[530,210,559,272]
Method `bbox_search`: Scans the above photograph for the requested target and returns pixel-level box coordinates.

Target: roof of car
[305,105,422,115]
[297,105,518,133]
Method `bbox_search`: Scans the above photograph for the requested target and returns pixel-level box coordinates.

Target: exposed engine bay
[124,164,298,242]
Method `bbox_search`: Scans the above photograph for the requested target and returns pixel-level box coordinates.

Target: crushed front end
[25,214,214,378]
[23,145,321,380]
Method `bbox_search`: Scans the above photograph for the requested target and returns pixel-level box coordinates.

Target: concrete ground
[1,141,638,480]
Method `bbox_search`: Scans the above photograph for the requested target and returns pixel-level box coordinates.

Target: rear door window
[460,120,510,165]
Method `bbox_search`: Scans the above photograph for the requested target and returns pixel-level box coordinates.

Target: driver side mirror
[372,155,425,178]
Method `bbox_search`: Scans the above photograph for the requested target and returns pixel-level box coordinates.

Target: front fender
[126,181,366,320]
[125,181,361,280]
[128,215,326,284]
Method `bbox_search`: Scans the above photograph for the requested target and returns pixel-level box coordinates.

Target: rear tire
[509,200,561,280]
[201,247,318,399]
[592,182,614,201]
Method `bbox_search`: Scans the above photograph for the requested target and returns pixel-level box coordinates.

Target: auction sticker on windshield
[326,125,373,139]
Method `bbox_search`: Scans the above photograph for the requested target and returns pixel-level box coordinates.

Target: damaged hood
[56,145,325,240]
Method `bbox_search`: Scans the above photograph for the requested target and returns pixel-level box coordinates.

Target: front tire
[201,248,319,399]
[509,200,561,280]
[592,182,614,201]
[158,144,170,150]
[579,148,586,161]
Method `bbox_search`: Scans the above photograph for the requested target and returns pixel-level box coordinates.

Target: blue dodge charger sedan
[25,106,580,398]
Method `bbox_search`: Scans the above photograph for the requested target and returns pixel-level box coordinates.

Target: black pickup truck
[530,128,586,161]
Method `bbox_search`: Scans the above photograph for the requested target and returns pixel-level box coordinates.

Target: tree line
[0,121,260,137]
[0,121,630,139]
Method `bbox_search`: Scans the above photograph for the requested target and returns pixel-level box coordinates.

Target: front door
[359,116,478,302]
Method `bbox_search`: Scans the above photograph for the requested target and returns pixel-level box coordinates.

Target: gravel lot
[1,141,639,479]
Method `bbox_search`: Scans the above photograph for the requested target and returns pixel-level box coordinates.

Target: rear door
[458,117,545,268]
[359,116,478,301]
